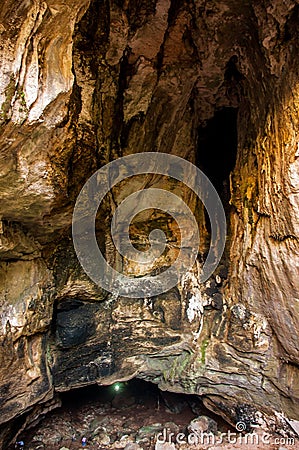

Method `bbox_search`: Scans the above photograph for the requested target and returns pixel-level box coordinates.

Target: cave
[196,107,238,201]
[0,0,299,449]
[196,106,239,240]
[10,380,231,449]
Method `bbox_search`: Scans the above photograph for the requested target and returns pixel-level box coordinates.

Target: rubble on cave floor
[9,381,297,450]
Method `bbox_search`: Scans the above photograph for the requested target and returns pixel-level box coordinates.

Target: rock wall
[0,0,298,445]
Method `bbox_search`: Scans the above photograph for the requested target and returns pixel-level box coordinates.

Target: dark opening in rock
[58,379,205,413]
[196,107,238,201]
[12,380,229,449]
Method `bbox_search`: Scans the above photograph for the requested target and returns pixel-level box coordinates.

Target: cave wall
[0,0,298,444]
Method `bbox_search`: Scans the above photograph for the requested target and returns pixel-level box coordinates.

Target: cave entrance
[15,379,229,449]
[59,379,199,413]
[196,107,238,206]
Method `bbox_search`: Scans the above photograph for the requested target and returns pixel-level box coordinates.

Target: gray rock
[92,425,107,436]
[188,415,218,434]
[155,443,176,450]
[90,417,106,430]
[135,437,151,445]
[94,431,110,445]
[124,444,143,450]
[136,424,164,446]
[28,444,45,450]
[120,434,130,441]
[137,423,163,439]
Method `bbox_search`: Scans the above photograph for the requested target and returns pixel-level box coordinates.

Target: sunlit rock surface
[0,0,298,445]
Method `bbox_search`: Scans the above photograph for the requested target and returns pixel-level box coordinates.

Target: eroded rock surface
[0,0,298,446]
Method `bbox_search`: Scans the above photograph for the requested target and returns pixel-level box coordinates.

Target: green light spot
[113,382,121,392]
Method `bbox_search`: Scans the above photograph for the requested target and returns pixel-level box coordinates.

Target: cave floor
[11,384,296,450]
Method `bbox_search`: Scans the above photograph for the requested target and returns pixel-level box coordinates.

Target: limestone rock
[0,0,299,447]
[123,444,142,450]
[94,431,110,446]
[136,423,163,441]
[188,416,218,434]
[155,443,176,450]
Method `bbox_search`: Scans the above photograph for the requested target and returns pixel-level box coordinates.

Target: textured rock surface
[0,0,299,446]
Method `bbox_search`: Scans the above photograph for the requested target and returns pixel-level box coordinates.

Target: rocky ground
[9,381,298,450]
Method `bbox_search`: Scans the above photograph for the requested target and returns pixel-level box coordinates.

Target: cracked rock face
[0,0,299,445]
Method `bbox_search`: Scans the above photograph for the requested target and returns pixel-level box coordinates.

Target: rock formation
[0,0,298,446]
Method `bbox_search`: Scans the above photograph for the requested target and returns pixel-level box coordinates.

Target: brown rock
[0,0,298,447]
[188,416,218,434]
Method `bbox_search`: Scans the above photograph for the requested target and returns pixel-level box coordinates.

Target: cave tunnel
[196,107,239,203]
[12,379,230,449]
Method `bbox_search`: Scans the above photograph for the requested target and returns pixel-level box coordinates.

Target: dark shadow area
[196,107,238,202]
[196,107,238,242]
[59,379,210,413]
